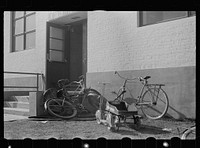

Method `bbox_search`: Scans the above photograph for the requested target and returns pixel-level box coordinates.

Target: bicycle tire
[141,88,169,120]
[47,99,77,119]
[181,126,196,140]
[43,88,57,102]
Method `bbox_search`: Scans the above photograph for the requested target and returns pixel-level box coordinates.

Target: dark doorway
[69,23,83,81]
[46,20,87,89]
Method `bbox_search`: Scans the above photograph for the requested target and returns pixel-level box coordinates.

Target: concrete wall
[86,66,196,120]
[87,11,196,120]
[87,11,196,72]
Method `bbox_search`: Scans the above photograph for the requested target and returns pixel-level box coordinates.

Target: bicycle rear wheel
[141,88,169,120]
[47,99,77,119]
[181,126,196,139]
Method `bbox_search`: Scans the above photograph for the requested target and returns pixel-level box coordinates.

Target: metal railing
[4,71,45,93]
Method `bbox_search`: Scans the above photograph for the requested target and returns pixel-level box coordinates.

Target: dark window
[12,11,36,52]
[139,11,195,27]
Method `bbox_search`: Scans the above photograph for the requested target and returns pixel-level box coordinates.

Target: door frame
[45,19,87,89]
[45,22,69,89]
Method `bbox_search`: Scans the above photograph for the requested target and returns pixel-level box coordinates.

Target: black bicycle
[43,75,101,119]
[114,71,169,120]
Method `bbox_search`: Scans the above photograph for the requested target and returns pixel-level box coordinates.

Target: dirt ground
[4,117,195,139]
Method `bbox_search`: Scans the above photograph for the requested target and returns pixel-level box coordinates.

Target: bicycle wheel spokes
[47,99,77,119]
[141,88,169,119]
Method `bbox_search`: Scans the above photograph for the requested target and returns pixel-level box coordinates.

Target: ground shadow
[28,115,97,121]
[112,128,140,137]
[118,122,170,135]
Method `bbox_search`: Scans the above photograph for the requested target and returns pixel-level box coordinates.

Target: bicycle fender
[44,99,50,111]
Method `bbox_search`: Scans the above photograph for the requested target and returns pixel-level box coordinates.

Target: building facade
[4,11,196,119]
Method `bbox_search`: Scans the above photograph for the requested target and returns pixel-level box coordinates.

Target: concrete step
[4,101,29,109]
[4,114,28,121]
[4,107,29,116]
[7,96,29,102]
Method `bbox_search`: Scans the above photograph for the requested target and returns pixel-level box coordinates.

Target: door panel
[46,23,69,89]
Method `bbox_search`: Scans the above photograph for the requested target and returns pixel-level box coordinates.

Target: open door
[46,19,87,89]
[46,22,69,89]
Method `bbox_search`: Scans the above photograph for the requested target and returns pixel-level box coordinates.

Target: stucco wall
[87,11,196,120]
[88,11,196,72]
[86,66,196,120]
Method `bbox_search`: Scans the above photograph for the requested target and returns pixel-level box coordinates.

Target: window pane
[49,50,64,62]
[50,27,64,39]
[141,11,162,25]
[15,11,24,18]
[26,14,36,32]
[26,32,35,49]
[15,35,24,51]
[15,19,24,34]
[140,11,188,26]
[190,11,196,16]
[50,38,63,51]
[162,11,187,20]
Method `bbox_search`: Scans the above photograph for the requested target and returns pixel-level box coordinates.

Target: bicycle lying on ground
[43,75,101,119]
[181,125,196,139]
[113,71,169,120]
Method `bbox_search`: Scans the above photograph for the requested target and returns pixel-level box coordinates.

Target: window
[139,11,196,27]
[49,26,65,62]
[12,11,36,52]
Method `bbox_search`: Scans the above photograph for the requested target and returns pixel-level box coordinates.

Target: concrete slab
[4,114,28,122]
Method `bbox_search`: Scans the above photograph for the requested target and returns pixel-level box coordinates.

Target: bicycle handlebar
[115,71,150,82]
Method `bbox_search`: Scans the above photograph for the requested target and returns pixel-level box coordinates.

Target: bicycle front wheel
[141,88,169,120]
[47,99,77,119]
[181,126,196,140]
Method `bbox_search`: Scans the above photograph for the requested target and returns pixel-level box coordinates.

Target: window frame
[138,11,196,27]
[12,11,36,52]
[48,25,66,62]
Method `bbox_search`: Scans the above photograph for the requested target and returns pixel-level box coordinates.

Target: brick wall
[88,11,196,72]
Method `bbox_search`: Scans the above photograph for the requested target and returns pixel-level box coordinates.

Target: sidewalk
[4,114,28,122]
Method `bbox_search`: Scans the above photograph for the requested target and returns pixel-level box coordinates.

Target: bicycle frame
[115,71,163,106]
[59,75,100,113]
[55,76,85,107]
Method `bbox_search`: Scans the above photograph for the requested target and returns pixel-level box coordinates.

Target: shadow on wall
[164,106,187,120]
[125,97,188,121]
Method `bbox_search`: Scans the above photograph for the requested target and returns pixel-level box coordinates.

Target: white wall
[88,11,196,73]
[4,11,49,78]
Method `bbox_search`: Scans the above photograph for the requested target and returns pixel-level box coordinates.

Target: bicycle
[181,125,196,140]
[43,75,101,119]
[113,71,169,120]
